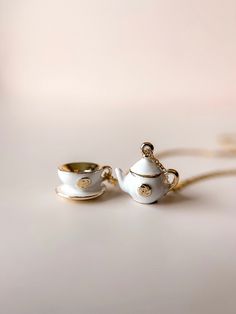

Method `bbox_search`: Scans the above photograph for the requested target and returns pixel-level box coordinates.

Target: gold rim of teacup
[58,162,112,176]
[58,162,104,173]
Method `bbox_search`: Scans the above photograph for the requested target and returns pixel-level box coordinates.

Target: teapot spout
[115,168,127,192]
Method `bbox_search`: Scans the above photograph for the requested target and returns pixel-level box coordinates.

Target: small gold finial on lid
[141,142,154,157]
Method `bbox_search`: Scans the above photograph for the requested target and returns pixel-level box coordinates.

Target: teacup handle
[167,169,179,191]
[101,166,117,185]
[101,165,113,181]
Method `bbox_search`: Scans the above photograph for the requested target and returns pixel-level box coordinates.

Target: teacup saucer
[56,184,106,201]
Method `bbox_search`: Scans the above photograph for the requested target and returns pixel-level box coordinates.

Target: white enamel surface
[130,157,162,175]
[58,168,105,197]
[115,168,169,204]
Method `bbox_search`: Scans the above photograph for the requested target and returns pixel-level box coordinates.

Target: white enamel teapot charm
[115,142,179,204]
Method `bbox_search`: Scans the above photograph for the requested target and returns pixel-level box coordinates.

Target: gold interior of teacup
[59,162,100,173]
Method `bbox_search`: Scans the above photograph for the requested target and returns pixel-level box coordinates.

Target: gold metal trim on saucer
[55,186,106,201]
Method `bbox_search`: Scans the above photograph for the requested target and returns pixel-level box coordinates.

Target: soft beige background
[0,1,236,314]
[1,0,236,104]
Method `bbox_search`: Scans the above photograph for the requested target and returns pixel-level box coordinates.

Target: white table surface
[0,102,236,314]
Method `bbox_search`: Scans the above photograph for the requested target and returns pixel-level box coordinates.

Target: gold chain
[157,134,236,191]
[141,142,167,173]
[149,151,167,174]
[106,174,118,185]
[103,171,118,185]
[173,169,236,191]
[106,135,236,190]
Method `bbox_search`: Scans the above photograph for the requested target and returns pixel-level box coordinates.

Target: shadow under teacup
[57,162,112,200]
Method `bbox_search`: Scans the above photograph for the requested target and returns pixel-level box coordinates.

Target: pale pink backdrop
[1,0,236,106]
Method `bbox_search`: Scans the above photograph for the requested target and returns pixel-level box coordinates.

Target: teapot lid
[130,142,164,176]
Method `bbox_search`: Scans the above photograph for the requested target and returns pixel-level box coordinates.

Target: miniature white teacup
[57,162,112,200]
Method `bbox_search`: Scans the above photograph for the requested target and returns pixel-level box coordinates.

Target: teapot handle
[167,169,179,191]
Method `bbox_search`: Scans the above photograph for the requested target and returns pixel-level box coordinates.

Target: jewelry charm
[56,162,115,200]
[56,136,236,205]
[115,142,179,204]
